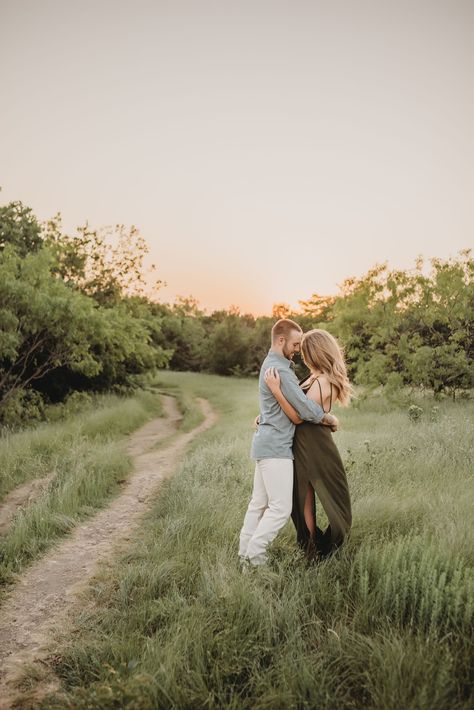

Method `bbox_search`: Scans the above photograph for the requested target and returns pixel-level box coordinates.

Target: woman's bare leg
[304,483,316,538]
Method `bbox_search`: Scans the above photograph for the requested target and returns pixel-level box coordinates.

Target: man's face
[281,330,302,360]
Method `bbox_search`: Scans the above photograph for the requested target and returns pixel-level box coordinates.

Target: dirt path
[0,395,217,707]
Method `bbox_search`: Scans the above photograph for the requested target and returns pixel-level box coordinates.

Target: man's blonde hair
[271,318,302,344]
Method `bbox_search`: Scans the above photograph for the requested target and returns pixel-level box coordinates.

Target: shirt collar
[268,348,295,369]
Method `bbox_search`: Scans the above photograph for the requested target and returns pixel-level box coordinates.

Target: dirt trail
[0,395,217,707]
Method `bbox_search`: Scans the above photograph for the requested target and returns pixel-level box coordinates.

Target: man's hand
[253,414,260,431]
[322,413,339,431]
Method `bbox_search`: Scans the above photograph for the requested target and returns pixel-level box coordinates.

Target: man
[238,318,339,567]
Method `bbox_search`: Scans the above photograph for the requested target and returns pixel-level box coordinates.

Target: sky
[1,0,473,315]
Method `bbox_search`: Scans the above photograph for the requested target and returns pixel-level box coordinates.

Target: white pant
[238,458,293,566]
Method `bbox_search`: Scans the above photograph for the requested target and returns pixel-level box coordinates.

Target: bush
[408,404,424,422]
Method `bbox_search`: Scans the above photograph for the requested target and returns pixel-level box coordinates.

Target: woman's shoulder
[308,374,332,397]
[316,373,330,386]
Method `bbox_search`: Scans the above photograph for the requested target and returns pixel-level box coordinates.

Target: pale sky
[1,0,473,314]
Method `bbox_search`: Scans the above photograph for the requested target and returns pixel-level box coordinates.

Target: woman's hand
[253,414,260,430]
[264,366,281,393]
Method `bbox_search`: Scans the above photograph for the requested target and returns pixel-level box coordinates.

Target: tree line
[0,197,472,426]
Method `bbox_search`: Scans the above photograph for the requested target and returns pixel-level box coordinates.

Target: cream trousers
[238,458,293,566]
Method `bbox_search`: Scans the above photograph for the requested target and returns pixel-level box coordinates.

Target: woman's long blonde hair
[301,329,352,406]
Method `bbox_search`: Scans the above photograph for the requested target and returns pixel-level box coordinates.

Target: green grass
[0,390,165,587]
[0,391,165,503]
[26,372,473,710]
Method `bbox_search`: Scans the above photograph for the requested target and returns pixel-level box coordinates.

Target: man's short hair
[271,318,302,343]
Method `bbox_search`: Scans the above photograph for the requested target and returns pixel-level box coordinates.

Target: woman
[264,329,352,560]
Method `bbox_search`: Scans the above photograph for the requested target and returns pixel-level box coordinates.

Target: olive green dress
[291,377,352,558]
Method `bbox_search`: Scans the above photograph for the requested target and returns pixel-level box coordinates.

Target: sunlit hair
[301,329,353,406]
[271,318,302,344]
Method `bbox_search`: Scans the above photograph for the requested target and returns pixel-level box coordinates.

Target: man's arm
[278,368,324,424]
[278,367,327,423]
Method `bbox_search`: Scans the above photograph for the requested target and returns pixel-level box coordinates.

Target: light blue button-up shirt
[250,349,325,460]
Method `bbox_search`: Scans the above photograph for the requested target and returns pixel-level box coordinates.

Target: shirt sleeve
[277,367,325,423]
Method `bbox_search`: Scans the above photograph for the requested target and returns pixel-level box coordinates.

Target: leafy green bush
[408,404,424,422]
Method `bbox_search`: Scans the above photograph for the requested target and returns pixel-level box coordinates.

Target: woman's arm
[264,368,303,424]
[265,367,339,430]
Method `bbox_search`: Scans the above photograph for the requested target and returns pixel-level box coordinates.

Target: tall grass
[32,373,473,709]
[0,391,164,502]
[0,391,164,587]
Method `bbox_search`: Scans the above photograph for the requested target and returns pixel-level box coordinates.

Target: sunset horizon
[1,188,470,317]
[2,0,472,318]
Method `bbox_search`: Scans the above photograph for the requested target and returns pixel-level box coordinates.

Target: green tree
[0,246,105,413]
[203,311,253,376]
[0,201,43,256]
[325,251,474,396]
[43,214,161,305]
[149,297,208,372]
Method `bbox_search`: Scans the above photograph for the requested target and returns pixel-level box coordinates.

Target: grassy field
[18,371,472,710]
[0,390,165,588]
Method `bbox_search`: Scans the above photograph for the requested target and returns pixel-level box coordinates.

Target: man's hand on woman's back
[323,413,339,431]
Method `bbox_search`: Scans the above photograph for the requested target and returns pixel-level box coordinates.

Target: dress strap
[300,374,333,412]
[315,377,332,413]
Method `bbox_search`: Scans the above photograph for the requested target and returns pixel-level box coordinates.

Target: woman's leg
[304,483,316,538]
[304,483,330,557]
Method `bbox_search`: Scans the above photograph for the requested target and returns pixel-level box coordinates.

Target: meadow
[0,390,165,588]
[6,371,471,709]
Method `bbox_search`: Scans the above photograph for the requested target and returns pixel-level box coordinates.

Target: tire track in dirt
[0,395,217,708]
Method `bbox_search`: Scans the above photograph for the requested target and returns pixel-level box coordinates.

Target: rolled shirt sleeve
[278,366,325,423]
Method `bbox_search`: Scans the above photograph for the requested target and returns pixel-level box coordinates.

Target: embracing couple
[239,318,352,567]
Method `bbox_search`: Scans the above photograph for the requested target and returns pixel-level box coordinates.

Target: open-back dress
[291,376,352,557]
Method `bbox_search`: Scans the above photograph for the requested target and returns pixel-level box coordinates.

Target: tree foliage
[0,195,472,427]
[0,201,169,425]
[43,214,162,304]
[0,201,43,256]
[321,252,473,397]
